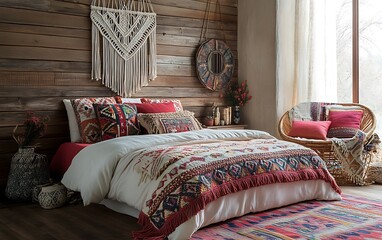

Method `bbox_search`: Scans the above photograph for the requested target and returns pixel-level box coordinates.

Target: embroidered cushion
[288,120,332,140]
[137,111,203,134]
[94,103,140,140]
[71,97,116,143]
[134,102,176,113]
[140,98,183,112]
[327,110,363,138]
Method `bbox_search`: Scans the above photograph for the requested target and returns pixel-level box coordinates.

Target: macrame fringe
[91,0,157,97]
[132,168,341,240]
[331,140,372,185]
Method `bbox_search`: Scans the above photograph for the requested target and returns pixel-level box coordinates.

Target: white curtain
[276,0,338,119]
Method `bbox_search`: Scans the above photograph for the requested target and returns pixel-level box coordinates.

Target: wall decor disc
[196,39,235,91]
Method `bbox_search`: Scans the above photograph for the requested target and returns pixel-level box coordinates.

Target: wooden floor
[0,201,140,240]
[0,185,381,240]
[341,184,382,200]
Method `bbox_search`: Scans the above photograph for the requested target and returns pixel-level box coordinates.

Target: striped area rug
[191,194,382,240]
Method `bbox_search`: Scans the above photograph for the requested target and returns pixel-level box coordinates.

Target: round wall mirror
[208,51,224,74]
[196,39,235,91]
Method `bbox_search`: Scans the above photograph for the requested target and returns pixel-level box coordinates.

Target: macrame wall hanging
[91,0,157,97]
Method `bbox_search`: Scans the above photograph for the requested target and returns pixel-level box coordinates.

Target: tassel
[91,23,101,80]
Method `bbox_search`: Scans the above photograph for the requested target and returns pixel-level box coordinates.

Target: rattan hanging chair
[278,103,376,185]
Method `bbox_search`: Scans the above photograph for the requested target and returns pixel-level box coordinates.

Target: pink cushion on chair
[288,121,332,140]
[327,110,363,138]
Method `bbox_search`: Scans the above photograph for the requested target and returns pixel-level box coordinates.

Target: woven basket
[5,147,50,201]
[278,103,376,185]
[38,183,68,209]
[368,162,382,184]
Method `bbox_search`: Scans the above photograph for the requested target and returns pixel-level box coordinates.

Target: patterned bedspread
[132,138,341,239]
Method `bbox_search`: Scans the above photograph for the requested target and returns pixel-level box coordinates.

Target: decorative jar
[5,147,50,201]
[233,106,240,124]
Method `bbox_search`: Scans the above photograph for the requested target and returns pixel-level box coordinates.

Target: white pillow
[120,98,142,103]
[63,99,81,142]
[325,105,363,119]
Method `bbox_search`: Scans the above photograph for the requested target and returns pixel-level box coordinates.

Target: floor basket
[368,162,382,184]
[5,147,50,201]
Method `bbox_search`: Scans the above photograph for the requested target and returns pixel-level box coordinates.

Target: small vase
[38,183,68,209]
[204,117,214,126]
[32,182,53,203]
[233,106,240,124]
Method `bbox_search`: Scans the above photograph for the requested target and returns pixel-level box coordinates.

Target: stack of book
[222,107,232,125]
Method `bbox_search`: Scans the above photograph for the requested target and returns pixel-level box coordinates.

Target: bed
[61,129,342,240]
[50,142,90,179]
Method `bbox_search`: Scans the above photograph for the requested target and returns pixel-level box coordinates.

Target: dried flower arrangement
[221,80,252,106]
[13,112,49,148]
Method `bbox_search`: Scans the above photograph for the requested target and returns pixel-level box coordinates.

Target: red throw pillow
[288,121,332,140]
[327,110,363,138]
[50,143,90,178]
[134,102,176,113]
[140,98,183,112]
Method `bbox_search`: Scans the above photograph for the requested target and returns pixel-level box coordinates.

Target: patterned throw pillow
[137,111,203,134]
[93,103,139,140]
[71,97,116,143]
[140,98,183,112]
[327,110,364,138]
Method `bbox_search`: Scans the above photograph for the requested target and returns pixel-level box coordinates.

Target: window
[336,0,382,134]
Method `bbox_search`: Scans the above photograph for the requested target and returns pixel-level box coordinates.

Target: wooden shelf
[204,124,248,130]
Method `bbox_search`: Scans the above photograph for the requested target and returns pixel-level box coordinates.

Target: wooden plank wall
[0,0,237,188]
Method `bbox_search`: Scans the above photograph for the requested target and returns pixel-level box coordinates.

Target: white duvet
[62,129,342,239]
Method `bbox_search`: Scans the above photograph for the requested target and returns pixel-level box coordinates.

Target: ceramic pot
[32,182,53,203]
[38,183,68,209]
[204,117,214,126]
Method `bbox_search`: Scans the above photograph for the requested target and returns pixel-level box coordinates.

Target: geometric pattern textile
[93,103,140,141]
[328,127,359,139]
[191,194,382,240]
[132,139,341,239]
[71,97,116,143]
[137,111,203,134]
[331,130,371,186]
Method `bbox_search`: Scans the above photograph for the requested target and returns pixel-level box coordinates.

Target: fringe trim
[91,7,157,97]
[132,168,341,240]
[331,141,373,185]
